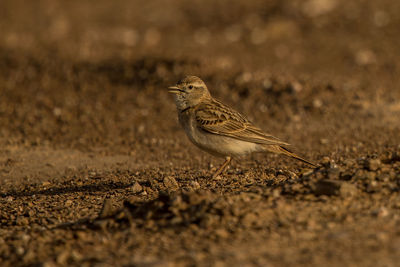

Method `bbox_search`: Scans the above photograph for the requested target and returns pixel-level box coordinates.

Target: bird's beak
[168,86,183,94]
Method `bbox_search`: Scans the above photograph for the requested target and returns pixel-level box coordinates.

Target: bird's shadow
[0,180,139,198]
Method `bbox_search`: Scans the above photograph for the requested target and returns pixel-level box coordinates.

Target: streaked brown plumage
[168,76,317,178]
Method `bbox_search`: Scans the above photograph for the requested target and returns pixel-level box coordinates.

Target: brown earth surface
[1,0,400,266]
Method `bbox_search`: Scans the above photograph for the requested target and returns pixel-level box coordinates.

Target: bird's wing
[195,100,289,146]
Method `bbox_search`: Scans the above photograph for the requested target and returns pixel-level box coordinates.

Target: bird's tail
[266,145,318,168]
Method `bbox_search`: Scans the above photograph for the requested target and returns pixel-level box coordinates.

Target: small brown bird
[168,76,317,178]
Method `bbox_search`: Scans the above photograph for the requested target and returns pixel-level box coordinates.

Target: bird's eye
[188,85,193,89]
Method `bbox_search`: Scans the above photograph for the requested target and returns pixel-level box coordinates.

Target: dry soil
[1,0,400,266]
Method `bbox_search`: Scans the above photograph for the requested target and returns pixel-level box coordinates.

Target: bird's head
[168,76,211,110]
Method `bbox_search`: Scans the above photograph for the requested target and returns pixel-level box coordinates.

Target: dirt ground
[1,0,400,266]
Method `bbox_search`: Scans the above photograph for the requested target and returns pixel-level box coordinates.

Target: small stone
[365,159,381,171]
[372,207,389,218]
[16,216,29,226]
[339,183,358,197]
[42,181,51,187]
[189,181,201,191]
[290,81,303,93]
[16,246,25,256]
[343,159,356,166]
[130,182,143,193]
[355,49,376,66]
[320,138,329,144]
[163,176,179,192]
[21,234,30,242]
[263,78,273,90]
[313,99,323,108]
[98,198,115,218]
[272,188,281,198]
[215,228,230,239]
[321,157,333,167]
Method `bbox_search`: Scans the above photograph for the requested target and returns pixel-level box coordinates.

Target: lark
[168,76,317,178]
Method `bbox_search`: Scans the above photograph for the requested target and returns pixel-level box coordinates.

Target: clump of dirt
[101,190,229,230]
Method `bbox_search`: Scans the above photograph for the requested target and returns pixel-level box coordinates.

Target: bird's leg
[212,156,232,178]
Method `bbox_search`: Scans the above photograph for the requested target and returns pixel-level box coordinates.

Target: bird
[168,76,317,178]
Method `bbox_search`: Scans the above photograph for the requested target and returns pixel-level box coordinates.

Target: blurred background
[1,0,399,78]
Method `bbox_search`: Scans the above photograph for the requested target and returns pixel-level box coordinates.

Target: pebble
[321,157,334,168]
[372,207,389,218]
[163,176,179,192]
[98,198,115,218]
[343,159,356,166]
[189,181,201,191]
[365,159,381,171]
[215,228,230,239]
[16,216,29,226]
[339,183,358,198]
[130,181,143,193]
[42,181,51,187]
